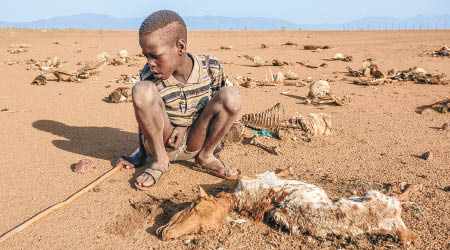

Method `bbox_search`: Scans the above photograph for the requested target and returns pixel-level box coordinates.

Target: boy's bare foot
[194,153,239,180]
[135,158,170,188]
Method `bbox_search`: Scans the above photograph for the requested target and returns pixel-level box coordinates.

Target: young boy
[116,10,241,189]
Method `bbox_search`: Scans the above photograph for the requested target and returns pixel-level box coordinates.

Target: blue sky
[3,0,450,24]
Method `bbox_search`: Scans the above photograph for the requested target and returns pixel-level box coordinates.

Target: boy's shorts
[141,130,199,161]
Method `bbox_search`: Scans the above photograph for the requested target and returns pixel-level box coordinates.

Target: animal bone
[240,103,332,137]
[10,44,32,48]
[306,80,349,106]
[108,87,132,103]
[249,136,281,155]
[417,98,450,114]
[285,70,299,80]
[431,46,450,57]
[158,171,419,246]
[288,113,331,136]
[304,45,332,50]
[241,103,285,138]
[282,41,297,46]
[332,53,352,62]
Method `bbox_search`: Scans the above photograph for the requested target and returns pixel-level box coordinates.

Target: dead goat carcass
[306,80,350,105]
[157,170,419,246]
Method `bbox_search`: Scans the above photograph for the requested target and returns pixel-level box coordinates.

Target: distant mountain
[0,13,449,30]
[0,13,300,30]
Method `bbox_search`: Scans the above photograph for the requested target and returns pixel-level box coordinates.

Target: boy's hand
[167,126,188,150]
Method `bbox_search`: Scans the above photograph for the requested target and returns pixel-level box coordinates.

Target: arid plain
[0,29,449,249]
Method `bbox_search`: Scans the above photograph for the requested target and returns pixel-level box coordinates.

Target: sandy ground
[0,29,449,250]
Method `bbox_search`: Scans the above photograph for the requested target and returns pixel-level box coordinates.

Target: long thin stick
[0,149,138,244]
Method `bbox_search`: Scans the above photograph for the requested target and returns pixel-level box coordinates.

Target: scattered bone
[288,113,332,136]
[296,61,318,69]
[31,54,108,84]
[31,74,47,85]
[73,159,93,174]
[282,41,297,46]
[240,103,331,138]
[115,74,138,84]
[306,80,350,106]
[10,44,32,48]
[118,50,129,58]
[271,59,289,66]
[421,151,433,161]
[249,136,281,155]
[349,60,449,85]
[332,53,352,62]
[431,46,450,57]
[220,45,233,50]
[108,87,132,103]
[158,171,418,246]
[304,45,332,50]
[417,98,450,114]
[284,70,299,80]
[7,48,27,54]
[241,103,285,139]
[390,67,449,85]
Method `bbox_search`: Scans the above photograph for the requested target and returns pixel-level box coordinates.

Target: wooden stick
[0,150,138,243]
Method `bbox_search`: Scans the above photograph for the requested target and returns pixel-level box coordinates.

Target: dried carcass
[389,67,449,85]
[288,113,331,136]
[158,170,419,246]
[332,53,352,62]
[240,103,332,138]
[114,74,138,84]
[306,80,350,106]
[241,103,285,138]
[31,54,108,84]
[238,54,288,67]
[10,44,32,48]
[304,45,332,50]
[417,98,450,114]
[108,87,132,103]
[431,46,450,57]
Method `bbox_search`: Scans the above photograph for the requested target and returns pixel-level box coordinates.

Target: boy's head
[139,10,188,80]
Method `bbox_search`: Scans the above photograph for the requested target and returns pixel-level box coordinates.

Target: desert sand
[0,29,449,249]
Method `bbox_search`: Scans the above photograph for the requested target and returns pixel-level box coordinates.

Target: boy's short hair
[139,10,187,45]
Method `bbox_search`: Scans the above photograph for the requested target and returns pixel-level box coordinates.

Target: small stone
[421,151,432,161]
[443,186,450,192]
[73,159,93,174]
[280,91,289,95]
[442,122,449,131]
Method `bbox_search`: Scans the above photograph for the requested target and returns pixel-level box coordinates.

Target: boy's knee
[219,87,242,114]
[132,81,159,108]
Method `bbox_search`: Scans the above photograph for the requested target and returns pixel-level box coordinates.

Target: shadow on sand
[32,120,137,164]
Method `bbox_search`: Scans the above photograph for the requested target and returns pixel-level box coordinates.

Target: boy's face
[139,31,181,81]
